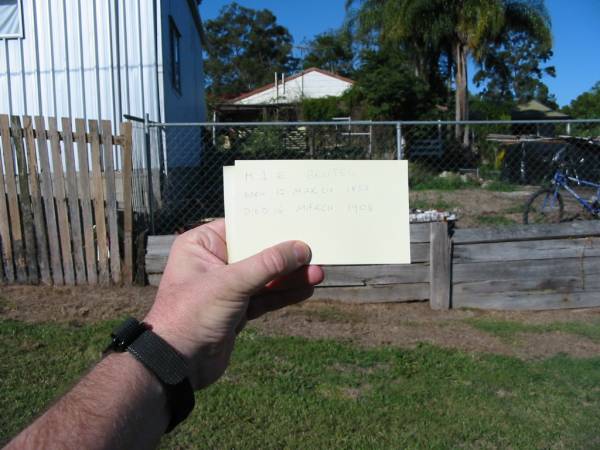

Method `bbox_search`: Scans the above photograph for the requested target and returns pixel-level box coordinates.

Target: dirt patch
[0,285,156,324]
[514,332,600,359]
[2,285,600,359]
[410,188,534,227]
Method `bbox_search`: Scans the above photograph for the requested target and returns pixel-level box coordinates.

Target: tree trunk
[454,43,469,146]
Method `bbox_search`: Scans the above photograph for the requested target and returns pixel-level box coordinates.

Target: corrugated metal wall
[0,0,163,129]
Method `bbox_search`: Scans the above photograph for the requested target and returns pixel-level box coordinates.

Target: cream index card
[223,160,410,265]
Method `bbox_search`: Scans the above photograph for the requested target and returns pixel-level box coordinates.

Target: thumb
[226,241,312,295]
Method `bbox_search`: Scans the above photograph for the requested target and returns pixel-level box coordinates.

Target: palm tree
[346,0,552,145]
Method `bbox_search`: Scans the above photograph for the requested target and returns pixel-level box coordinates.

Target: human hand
[144,219,324,390]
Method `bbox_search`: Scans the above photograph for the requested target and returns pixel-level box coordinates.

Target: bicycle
[523,149,600,224]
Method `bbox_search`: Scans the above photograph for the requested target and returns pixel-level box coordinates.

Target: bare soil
[410,188,534,227]
[3,285,600,360]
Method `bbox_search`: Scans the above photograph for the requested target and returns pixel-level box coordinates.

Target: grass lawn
[466,317,600,344]
[2,319,600,449]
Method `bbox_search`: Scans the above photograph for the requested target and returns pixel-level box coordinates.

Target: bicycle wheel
[523,188,564,224]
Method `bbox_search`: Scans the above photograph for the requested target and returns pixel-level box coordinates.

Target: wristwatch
[104,317,195,433]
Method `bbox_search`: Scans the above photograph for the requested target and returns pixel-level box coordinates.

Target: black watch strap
[106,318,195,433]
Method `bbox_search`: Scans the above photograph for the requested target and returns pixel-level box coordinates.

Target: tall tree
[203,3,298,99]
[302,30,356,77]
[350,47,437,120]
[346,0,552,144]
[474,31,556,106]
[563,82,600,119]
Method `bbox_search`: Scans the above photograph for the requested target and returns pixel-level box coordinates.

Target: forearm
[7,352,170,450]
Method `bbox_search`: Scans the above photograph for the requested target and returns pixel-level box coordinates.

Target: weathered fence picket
[23,116,51,285]
[89,120,110,285]
[62,117,86,285]
[11,116,38,284]
[102,120,121,284]
[1,115,27,283]
[49,117,75,285]
[0,114,133,286]
[121,122,134,284]
[0,117,14,283]
[36,115,64,285]
[75,118,98,285]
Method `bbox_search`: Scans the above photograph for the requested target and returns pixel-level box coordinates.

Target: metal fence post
[144,114,155,234]
[396,122,404,160]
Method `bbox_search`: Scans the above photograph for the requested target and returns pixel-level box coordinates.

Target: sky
[199,0,600,107]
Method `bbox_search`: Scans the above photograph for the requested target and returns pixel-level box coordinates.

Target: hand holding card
[224,160,411,265]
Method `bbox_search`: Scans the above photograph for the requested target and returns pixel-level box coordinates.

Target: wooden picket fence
[0,114,133,285]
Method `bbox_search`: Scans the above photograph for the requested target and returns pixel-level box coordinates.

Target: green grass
[483,180,519,192]
[474,214,517,226]
[412,175,479,191]
[466,317,600,343]
[3,319,600,448]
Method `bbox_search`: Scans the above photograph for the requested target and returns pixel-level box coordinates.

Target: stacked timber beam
[0,114,134,285]
[452,221,600,310]
[146,220,600,311]
[146,223,445,305]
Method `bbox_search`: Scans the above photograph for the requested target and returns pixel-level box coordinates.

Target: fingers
[246,286,315,320]
[265,265,325,292]
[176,219,228,263]
[202,219,226,240]
[226,241,312,295]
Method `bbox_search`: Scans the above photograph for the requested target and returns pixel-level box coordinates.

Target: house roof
[230,67,354,104]
[511,100,570,120]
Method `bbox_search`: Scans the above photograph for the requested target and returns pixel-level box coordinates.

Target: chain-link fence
[130,119,600,234]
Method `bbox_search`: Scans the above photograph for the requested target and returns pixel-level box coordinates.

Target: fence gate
[0,114,133,286]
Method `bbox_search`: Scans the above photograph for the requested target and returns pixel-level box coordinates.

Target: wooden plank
[453,289,600,311]
[453,256,600,283]
[101,120,121,284]
[0,114,15,282]
[61,118,86,285]
[453,221,600,245]
[35,116,64,285]
[49,118,75,285]
[410,243,429,263]
[146,246,429,275]
[429,221,451,310]
[313,283,429,303]
[454,276,585,296]
[410,222,430,243]
[1,115,27,283]
[145,234,430,281]
[453,237,600,264]
[11,116,38,283]
[320,264,429,286]
[23,116,51,284]
[89,120,110,285]
[75,119,97,284]
[145,254,170,274]
[148,273,162,287]
[121,122,134,284]
[147,235,176,247]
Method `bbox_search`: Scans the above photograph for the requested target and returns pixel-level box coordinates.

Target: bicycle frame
[552,170,600,214]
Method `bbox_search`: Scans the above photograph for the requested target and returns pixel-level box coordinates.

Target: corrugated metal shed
[0,0,206,129]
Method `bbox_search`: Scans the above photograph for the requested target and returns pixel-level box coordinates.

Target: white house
[232,67,354,106]
[0,0,207,131]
